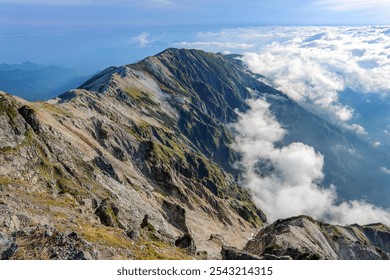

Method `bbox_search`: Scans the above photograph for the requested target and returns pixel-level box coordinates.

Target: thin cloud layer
[0,0,98,5]
[232,98,390,225]
[313,0,390,11]
[0,0,174,6]
[175,41,255,50]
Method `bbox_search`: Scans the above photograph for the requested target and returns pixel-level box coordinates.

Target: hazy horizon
[1,0,390,71]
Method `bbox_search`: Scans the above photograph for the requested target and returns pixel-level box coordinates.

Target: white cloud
[232,98,390,225]
[129,32,151,47]
[313,0,390,11]
[344,123,368,135]
[330,200,390,225]
[242,48,355,122]
[381,167,390,174]
[373,141,382,147]
[129,32,166,48]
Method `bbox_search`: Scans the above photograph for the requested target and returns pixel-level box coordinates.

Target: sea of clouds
[175,26,390,225]
[232,98,390,225]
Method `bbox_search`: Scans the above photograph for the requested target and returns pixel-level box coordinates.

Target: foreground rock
[231,216,390,260]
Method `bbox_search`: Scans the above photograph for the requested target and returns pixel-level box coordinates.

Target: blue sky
[1,0,390,71]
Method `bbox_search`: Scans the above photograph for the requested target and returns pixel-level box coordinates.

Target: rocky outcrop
[0,233,18,260]
[221,246,292,260]
[221,246,262,260]
[18,105,41,133]
[238,216,390,260]
[162,200,189,233]
[94,199,122,228]
[175,233,197,254]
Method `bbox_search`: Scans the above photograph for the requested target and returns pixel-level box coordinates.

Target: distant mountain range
[0,62,90,101]
[0,48,389,260]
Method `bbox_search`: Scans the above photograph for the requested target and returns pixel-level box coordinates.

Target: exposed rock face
[239,216,390,260]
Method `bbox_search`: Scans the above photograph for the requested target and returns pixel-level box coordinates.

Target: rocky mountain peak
[1,49,268,260]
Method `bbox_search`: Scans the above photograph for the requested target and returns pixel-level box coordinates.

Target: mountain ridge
[1,48,390,259]
[0,49,267,259]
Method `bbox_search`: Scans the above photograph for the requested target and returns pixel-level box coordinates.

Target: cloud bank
[175,41,255,51]
[241,26,390,123]
[232,98,390,225]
